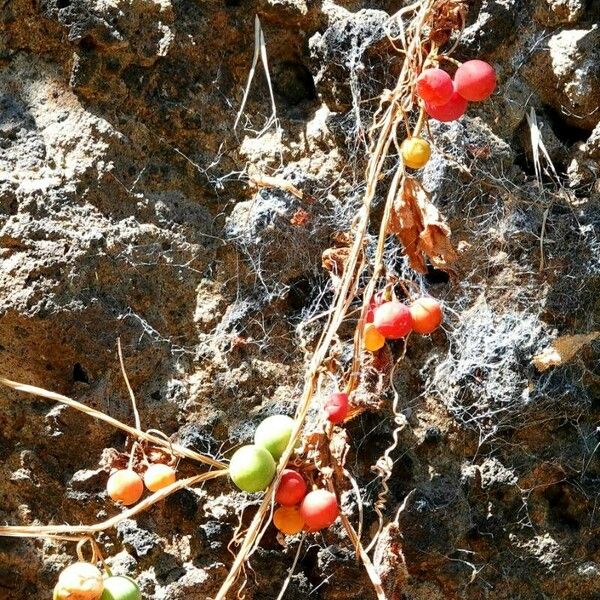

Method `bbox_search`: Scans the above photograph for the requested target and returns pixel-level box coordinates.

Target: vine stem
[0,471,228,536]
[0,378,226,470]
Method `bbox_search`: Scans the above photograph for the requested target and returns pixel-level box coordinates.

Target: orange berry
[273,506,305,535]
[106,469,144,505]
[410,297,443,334]
[364,323,385,351]
[143,463,177,492]
[401,137,431,169]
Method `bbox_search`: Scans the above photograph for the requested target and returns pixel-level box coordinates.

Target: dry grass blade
[275,535,305,600]
[339,512,386,600]
[0,377,226,470]
[0,471,228,537]
[233,15,279,136]
[526,107,561,272]
[117,337,141,431]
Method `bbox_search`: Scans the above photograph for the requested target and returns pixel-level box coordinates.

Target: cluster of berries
[106,462,177,506]
[399,60,497,171]
[229,415,340,535]
[418,59,496,121]
[54,563,140,600]
[363,296,444,352]
[274,471,338,535]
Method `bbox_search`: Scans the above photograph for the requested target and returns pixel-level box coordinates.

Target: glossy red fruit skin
[424,90,468,122]
[454,60,496,101]
[324,392,349,424]
[373,302,413,339]
[299,490,339,531]
[276,470,308,506]
[416,68,453,106]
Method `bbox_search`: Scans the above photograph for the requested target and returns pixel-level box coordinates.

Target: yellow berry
[363,323,385,352]
[273,506,304,535]
[144,463,177,492]
[401,137,431,169]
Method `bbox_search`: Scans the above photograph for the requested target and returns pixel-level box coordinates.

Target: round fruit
[401,137,431,169]
[410,297,443,334]
[364,323,386,351]
[229,444,276,493]
[454,60,496,101]
[53,562,104,600]
[299,490,339,531]
[416,68,453,106]
[106,470,144,506]
[143,463,176,492]
[275,469,307,506]
[273,506,305,535]
[100,576,141,600]
[254,414,295,460]
[424,90,468,122]
[324,392,349,424]
[373,301,413,340]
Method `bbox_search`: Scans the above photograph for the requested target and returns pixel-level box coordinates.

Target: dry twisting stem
[0,377,226,470]
[0,471,228,537]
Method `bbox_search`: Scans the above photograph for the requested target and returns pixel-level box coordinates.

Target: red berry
[299,489,339,531]
[410,297,443,334]
[373,301,413,339]
[416,68,453,106]
[275,470,307,506]
[424,90,468,122]
[324,392,349,424]
[454,60,496,101]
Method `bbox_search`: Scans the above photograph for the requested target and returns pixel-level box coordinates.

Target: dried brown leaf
[428,0,469,46]
[388,177,457,273]
[322,232,357,288]
[533,332,600,372]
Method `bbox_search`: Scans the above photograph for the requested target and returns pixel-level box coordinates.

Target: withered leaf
[322,246,350,284]
[388,176,458,273]
[322,232,356,288]
[427,0,469,46]
[533,332,599,372]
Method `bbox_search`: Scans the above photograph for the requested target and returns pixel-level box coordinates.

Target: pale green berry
[100,576,141,600]
[254,415,295,460]
[229,444,276,492]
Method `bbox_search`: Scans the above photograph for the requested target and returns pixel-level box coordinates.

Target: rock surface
[0,0,599,599]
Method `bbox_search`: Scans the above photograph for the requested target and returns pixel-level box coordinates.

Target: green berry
[100,576,141,600]
[254,415,295,460]
[229,444,276,492]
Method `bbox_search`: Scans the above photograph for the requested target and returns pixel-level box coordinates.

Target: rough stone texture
[0,0,599,599]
